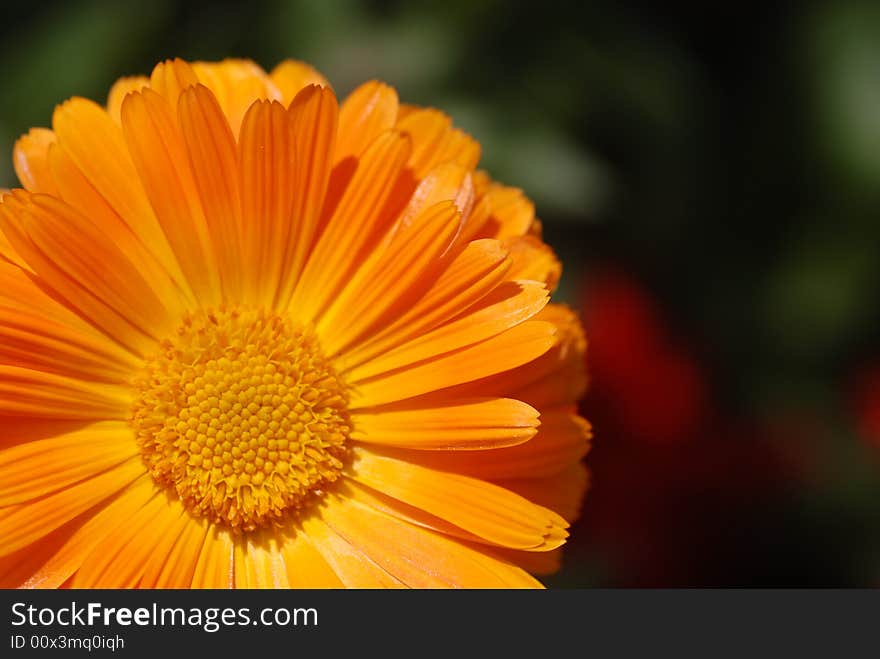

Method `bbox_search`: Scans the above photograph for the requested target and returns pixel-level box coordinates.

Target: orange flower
[0,58,590,588]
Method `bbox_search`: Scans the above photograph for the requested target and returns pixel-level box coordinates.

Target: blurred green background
[3,0,880,586]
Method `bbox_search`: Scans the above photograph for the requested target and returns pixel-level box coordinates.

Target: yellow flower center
[130,307,350,532]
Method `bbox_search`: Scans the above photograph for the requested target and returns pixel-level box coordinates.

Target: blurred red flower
[584,268,709,445]
[568,266,806,586]
[853,364,880,449]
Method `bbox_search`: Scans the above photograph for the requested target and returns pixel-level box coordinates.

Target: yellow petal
[0,209,30,271]
[477,182,536,239]
[319,201,461,356]
[349,448,568,551]
[237,99,296,306]
[16,475,155,588]
[504,235,562,292]
[346,279,548,381]
[496,462,591,523]
[486,546,563,577]
[0,365,129,419]
[440,303,587,408]
[139,516,207,588]
[270,60,330,105]
[395,107,451,177]
[340,238,511,369]
[192,59,280,136]
[52,97,190,299]
[350,397,538,450]
[288,130,411,323]
[394,107,480,176]
[436,127,481,171]
[274,85,339,308]
[299,514,405,588]
[72,491,181,587]
[234,532,289,588]
[278,530,345,588]
[335,81,398,162]
[121,88,221,307]
[350,320,556,407]
[191,525,234,588]
[149,58,200,110]
[511,304,587,407]
[0,516,84,588]
[0,458,145,557]
[321,494,542,588]
[0,420,137,506]
[0,191,169,355]
[375,410,591,480]
[345,479,489,545]
[392,162,474,238]
[46,143,190,317]
[106,75,149,124]
[0,258,139,382]
[457,193,492,245]
[178,84,244,302]
[13,128,57,194]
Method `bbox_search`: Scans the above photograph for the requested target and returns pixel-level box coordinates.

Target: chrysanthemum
[0,58,590,588]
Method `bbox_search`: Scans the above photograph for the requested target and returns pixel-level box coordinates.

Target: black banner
[1,589,876,655]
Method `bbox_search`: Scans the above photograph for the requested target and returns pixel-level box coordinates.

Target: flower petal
[349,448,568,551]
[373,410,591,480]
[438,303,587,408]
[12,475,155,588]
[505,235,561,291]
[192,59,280,137]
[178,84,244,303]
[71,490,180,587]
[321,494,542,588]
[299,515,405,588]
[149,58,200,110]
[234,533,289,588]
[0,215,29,271]
[270,60,330,104]
[191,526,234,588]
[288,130,411,323]
[319,201,461,356]
[121,88,222,307]
[0,420,137,506]
[340,238,511,369]
[346,279,548,381]
[393,162,473,237]
[46,142,191,316]
[496,462,591,523]
[477,182,535,240]
[274,85,339,308]
[396,107,450,166]
[335,81,398,162]
[0,458,145,557]
[350,320,556,407]
[52,97,189,297]
[0,365,129,419]
[486,546,563,577]
[106,75,149,124]
[0,259,139,382]
[0,516,84,588]
[278,530,345,588]
[237,100,296,306]
[13,128,57,194]
[341,480,493,548]
[0,191,170,355]
[350,397,539,450]
[139,515,207,589]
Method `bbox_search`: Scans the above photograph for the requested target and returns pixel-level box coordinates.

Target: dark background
[2,0,880,586]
